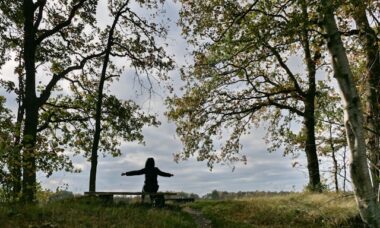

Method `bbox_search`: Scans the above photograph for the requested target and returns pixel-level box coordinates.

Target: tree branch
[38,50,105,106]
[36,0,86,44]
[33,0,46,30]
[265,43,306,97]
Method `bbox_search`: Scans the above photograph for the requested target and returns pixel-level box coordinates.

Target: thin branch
[33,0,46,30]
[265,43,306,97]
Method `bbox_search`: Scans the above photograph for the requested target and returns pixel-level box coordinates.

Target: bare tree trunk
[320,1,380,226]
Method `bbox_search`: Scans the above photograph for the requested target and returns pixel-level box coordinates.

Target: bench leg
[151,195,165,207]
[100,195,113,204]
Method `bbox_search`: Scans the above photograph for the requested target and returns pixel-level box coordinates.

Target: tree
[319,0,380,225]
[168,0,325,191]
[348,0,380,193]
[1,0,103,202]
[0,1,25,200]
[86,0,173,192]
[315,87,347,192]
[36,0,173,192]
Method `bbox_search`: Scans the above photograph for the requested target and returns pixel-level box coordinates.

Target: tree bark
[304,102,321,191]
[320,1,380,226]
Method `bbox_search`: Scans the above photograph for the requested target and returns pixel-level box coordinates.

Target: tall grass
[0,192,365,227]
[190,192,364,227]
[0,197,196,228]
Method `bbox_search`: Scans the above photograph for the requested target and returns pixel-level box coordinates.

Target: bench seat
[84,191,179,206]
[84,192,177,196]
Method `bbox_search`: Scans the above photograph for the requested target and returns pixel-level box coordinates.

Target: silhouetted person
[121,157,173,203]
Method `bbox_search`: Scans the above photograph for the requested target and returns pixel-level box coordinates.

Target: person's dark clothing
[125,167,172,193]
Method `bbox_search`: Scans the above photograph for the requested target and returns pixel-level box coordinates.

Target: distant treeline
[202,190,295,200]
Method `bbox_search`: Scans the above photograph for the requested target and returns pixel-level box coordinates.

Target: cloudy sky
[0,0,316,196]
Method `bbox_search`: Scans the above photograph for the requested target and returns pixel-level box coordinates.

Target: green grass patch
[190,192,364,227]
[0,197,196,228]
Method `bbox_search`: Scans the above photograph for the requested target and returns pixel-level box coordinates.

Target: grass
[0,192,365,227]
[0,197,196,228]
[189,192,364,227]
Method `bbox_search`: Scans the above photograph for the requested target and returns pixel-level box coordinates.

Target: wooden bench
[166,197,195,203]
[84,192,178,207]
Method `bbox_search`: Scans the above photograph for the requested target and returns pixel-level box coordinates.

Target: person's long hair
[145,157,155,169]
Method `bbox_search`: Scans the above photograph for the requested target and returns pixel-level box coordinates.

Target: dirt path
[182,207,212,228]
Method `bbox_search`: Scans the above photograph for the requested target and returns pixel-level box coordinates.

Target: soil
[182,207,212,228]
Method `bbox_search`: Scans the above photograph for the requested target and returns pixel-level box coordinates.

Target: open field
[190,192,364,227]
[0,192,364,227]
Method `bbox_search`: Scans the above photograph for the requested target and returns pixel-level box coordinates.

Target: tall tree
[169,0,324,191]
[35,0,173,192]
[0,0,103,202]
[319,0,380,225]
[348,0,380,193]
[87,0,173,192]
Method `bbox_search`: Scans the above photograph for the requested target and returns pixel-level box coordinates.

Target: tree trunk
[21,0,38,203]
[89,7,125,192]
[9,54,25,200]
[343,146,347,192]
[320,1,380,226]
[304,103,321,192]
[300,3,322,192]
[329,124,339,192]
[10,91,24,199]
[350,1,380,193]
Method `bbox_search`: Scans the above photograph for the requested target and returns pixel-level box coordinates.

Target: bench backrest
[84,192,177,196]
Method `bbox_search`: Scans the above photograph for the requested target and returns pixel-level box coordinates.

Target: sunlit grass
[190,192,363,227]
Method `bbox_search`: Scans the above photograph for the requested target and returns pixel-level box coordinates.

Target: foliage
[315,84,349,191]
[0,0,174,200]
[0,0,103,201]
[42,93,160,159]
[0,96,14,197]
[167,0,325,169]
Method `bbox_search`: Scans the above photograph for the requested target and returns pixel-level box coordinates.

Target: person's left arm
[121,169,145,176]
[156,168,173,177]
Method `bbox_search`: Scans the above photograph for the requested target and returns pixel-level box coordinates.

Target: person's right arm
[121,169,145,176]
